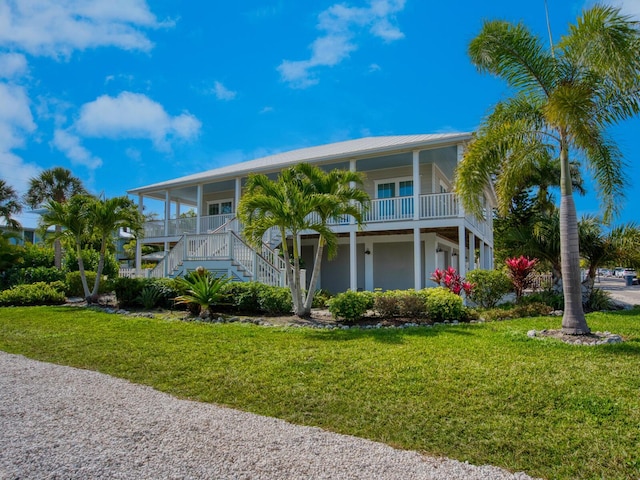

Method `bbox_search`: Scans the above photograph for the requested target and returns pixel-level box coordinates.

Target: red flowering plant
[430,266,474,296]
[505,256,538,302]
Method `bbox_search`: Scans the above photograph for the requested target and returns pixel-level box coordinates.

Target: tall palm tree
[0,180,22,229]
[455,6,640,334]
[24,167,87,269]
[39,196,93,298]
[86,196,144,297]
[293,163,369,312]
[238,165,344,317]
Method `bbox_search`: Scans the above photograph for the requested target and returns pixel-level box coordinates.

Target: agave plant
[174,270,231,317]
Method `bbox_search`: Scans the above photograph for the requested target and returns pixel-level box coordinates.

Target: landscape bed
[1,306,639,479]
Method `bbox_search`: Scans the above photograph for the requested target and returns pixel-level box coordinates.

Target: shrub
[466,269,512,308]
[64,249,119,279]
[147,278,179,309]
[431,267,474,296]
[422,287,465,322]
[328,290,371,323]
[20,243,54,268]
[311,289,333,308]
[482,302,552,321]
[505,256,538,302]
[223,282,262,313]
[374,290,400,317]
[137,285,163,309]
[22,266,66,285]
[174,271,232,316]
[112,277,147,308]
[521,290,564,310]
[0,282,66,306]
[398,290,426,318]
[258,285,292,315]
[65,271,110,298]
[584,288,613,312]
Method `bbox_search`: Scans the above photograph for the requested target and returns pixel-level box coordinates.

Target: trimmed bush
[398,290,426,318]
[311,289,333,308]
[0,282,66,306]
[258,285,292,315]
[466,269,512,308]
[522,290,564,310]
[64,249,119,279]
[223,282,262,313]
[112,276,147,308]
[374,290,400,317]
[65,271,110,298]
[422,287,465,322]
[328,290,371,323]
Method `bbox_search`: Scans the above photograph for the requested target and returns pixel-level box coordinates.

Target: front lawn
[1,307,639,479]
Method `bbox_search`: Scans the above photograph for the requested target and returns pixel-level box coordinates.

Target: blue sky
[1,0,639,227]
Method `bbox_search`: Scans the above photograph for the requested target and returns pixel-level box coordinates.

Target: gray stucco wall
[320,244,365,293]
[372,242,414,291]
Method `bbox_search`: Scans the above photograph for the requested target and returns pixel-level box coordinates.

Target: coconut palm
[293,163,369,312]
[25,167,87,269]
[0,180,22,229]
[86,196,144,297]
[455,6,640,334]
[39,196,93,298]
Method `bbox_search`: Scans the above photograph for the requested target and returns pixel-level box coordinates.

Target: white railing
[364,197,414,222]
[143,214,235,237]
[420,193,459,218]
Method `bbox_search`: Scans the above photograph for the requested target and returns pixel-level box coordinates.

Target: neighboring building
[127,134,496,293]
[0,226,46,246]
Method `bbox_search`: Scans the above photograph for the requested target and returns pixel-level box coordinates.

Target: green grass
[1,307,640,479]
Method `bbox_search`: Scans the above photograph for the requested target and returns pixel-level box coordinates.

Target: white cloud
[0,53,27,78]
[278,0,405,88]
[0,0,168,57]
[53,129,103,170]
[212,81,237,101]
[609,0,640,17]
[0,83,36,150]
[73,91,201,150]
[259,106,274,114]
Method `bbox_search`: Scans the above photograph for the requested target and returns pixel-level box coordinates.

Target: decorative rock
[527,330,537,338]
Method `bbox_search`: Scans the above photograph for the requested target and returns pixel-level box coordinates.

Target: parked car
[598,268,612,277]
[614,267,625,277]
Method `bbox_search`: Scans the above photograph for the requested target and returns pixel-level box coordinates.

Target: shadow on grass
[302,323,477,344]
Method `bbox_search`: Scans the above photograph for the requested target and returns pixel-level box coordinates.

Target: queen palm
[39,196,93,298]
[455,6,640,334]
[86,196,144,297]
[293,163,369,312]
[25,167,87,269]
[239,164,363,317]
[0,180,22,229]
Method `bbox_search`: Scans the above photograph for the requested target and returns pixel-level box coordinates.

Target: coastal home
[127,134,495,293]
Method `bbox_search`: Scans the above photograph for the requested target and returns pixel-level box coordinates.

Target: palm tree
[86,196,144,297]
[0,180,22,229]
[39,196,93,298]
[24,167,87,269]
[293,163,369,312]
[238,165,349,317]
[455,6,640,334]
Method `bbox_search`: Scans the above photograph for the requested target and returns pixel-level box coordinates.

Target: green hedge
[466,269,513,308]
[0,282,66,306]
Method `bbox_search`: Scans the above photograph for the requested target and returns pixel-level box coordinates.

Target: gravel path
[0,351,536,480]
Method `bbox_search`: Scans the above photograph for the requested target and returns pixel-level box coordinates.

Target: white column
[196,184,203,234]
[235,177,242,214]
[468,231,476,271]
[350,231,357,290]
[135,195,143,275]
[479,240,486,270]
[164,190,171,236]
[350,160,356,225]
[364,240,374,291]
[424,232,437,286]
[414,227,422,289]
[458,224,466,278]
[413,150,420,220]
[176,200,181,218]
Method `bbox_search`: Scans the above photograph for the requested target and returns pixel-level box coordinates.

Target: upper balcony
[143,192,491,241]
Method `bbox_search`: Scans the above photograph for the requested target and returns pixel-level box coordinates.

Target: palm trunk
[302,236,325,314]
[76,243,91,299]
[291,234,306,317]
[91,239,107,298]
[559,140,590,334]
[281,233,301,315]
[54,226,62,269]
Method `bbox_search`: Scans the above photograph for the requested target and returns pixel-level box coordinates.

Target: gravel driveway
[0,352,536,480]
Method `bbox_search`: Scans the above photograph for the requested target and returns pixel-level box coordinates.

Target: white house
[127,134,495,293]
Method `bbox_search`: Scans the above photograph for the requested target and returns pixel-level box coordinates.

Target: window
[375,178,414,218]
[207,199,233,216]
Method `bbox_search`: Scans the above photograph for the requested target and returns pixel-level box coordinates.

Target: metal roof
[128,133,472,195]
